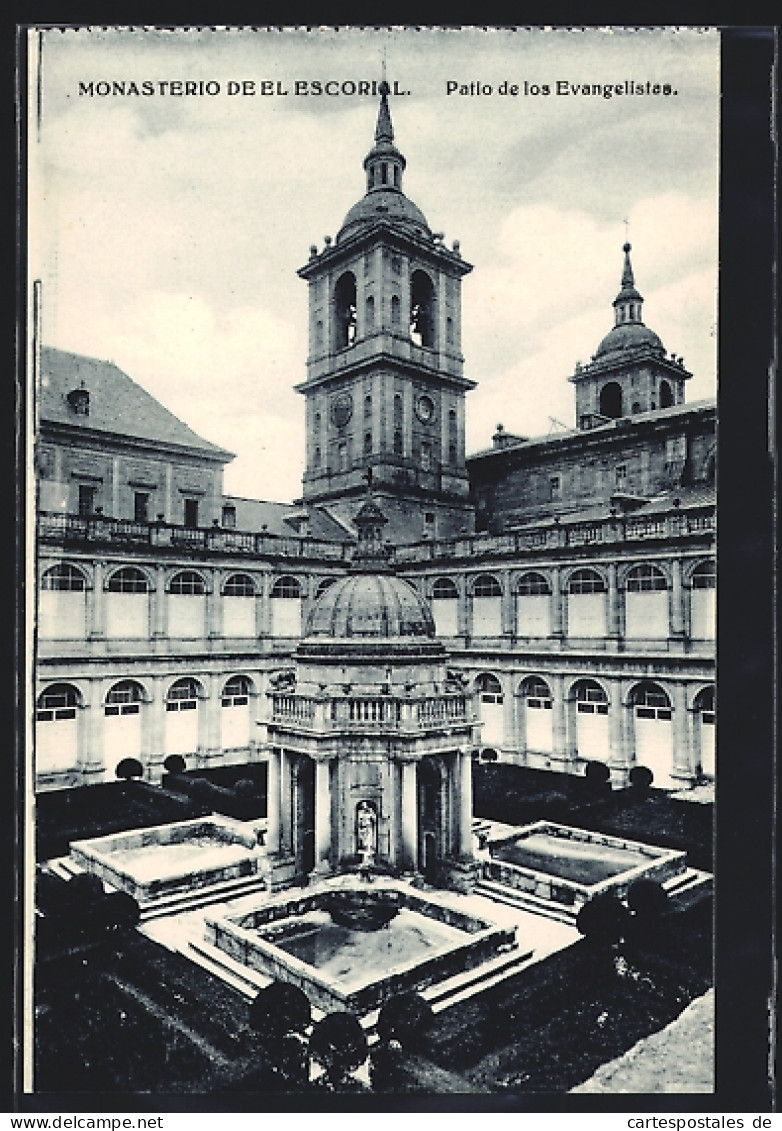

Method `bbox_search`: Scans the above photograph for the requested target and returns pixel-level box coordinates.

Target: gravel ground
[570,988,714,1094]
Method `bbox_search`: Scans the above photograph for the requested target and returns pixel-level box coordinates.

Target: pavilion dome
[304,573,435,640]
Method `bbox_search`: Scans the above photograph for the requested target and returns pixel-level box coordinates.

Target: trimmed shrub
[115,758,143,781]
[627,878,669,921]
[101,891,141,932]
[629,765,654,791]
[248,981,311,1041]
[67,872,105,908]
[163,754,186,774]
[377,992,434,1051]
[576,892,631,945]
[308,1010,368,1086]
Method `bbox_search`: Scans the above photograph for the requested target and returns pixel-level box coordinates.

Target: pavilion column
[314,756,332,872]
[671,682,694,784]
[400,758,418,871]
[458,748,473,856]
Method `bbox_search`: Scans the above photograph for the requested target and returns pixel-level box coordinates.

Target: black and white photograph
[18,23,761,1107]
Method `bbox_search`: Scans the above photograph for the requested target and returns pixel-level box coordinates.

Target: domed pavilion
[261,494,478,891]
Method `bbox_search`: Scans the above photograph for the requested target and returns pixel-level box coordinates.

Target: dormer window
[67,383,90,416]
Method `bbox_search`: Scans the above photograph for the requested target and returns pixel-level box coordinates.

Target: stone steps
[139,874,269,921]
[472,879,578,924]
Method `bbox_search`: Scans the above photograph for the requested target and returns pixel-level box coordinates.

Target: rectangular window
[222,504,237,529]
[615,465,627,488]
[421,443,432,472]
[184,498,199,528]
[78,484,96,516]
[134,491,150,522]
[550,476,561,501]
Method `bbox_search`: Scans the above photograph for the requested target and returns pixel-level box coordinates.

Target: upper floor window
[221,504,237,529]
[625,564,668,592]
[41,563,86,591]
[691,560,716,589]
[223,573,255,598]
[78,484,97,517]
[134,492,150,522]
[271,576,302,599]
[183,499,199,528]
[568,568,606,594]
[334,272,357,347]
[473,574,502,598]
[516,572,551,596]
[107,567,149,593]
[432,577,458,599]
[169,570,205,595]
[410,270,436,348]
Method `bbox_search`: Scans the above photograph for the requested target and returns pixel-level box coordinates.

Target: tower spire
[363,79,406,194]
[613,241,644,326]
[375,79,394,145]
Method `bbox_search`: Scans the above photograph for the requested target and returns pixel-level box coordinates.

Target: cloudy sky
[27,26,720,502]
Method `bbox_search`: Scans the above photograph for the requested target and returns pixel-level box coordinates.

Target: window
[626,564,667,592]
[691,560,716,589]
[338,441,348,471]
[410,270,436,348]
[184,499,199,528]
[476,673,502,701]
[134,492,150,522]
[36,683,79,721]
[41,563,86,591]
[107,567,148,593]
[432,577,458,599]
[473,574,502,597]
[222,675,251,707]
[221,504,237,529]
[169,570,205,595]
[522,677,552,709]
[424,512,435,527]
[316,577,336,597]
[421,443,432,472]
[550,476,561,501]
[575,681,609,714]
[167,678,200,710]
[630,681,671,719]
[223,573,255,597]
[391,295,401,325]
[105,680,143,716]
[568,569,606,594]
[516,572,550,596]
[78,484,96,516]
[335,272,357,347]
[271,576,302,599]
[393,431,403,456]
[615,465,627,488]
[364,431,372,455]
[364,394,372,418]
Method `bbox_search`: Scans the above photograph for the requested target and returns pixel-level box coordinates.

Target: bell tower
[296,82,476,543]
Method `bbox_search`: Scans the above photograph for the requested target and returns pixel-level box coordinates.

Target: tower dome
[336,80,431,243]
[594,243,665,359]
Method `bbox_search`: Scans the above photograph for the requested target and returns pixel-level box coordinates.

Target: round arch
[166,568,209,594]
[628,680,675,789]
[105,565,154,592]
[599,381,623,419]
[567,677,610,769]
[692,684,715,779]
[35,682,84,778]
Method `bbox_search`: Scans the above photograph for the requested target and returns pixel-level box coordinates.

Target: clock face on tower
[331,392,354,428]
[415,394,435,424]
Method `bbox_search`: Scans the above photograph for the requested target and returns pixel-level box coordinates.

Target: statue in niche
[355,800,378,868]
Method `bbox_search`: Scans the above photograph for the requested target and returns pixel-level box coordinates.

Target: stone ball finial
[623,241,632,253]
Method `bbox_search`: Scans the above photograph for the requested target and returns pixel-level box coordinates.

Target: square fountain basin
[484,821,687,908]
[205,884,517,1015]
[70,817,262,901]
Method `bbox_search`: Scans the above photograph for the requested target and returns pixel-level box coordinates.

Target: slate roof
[467,399,716,463]
[221,496,353,542]
[38,346,234,460]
